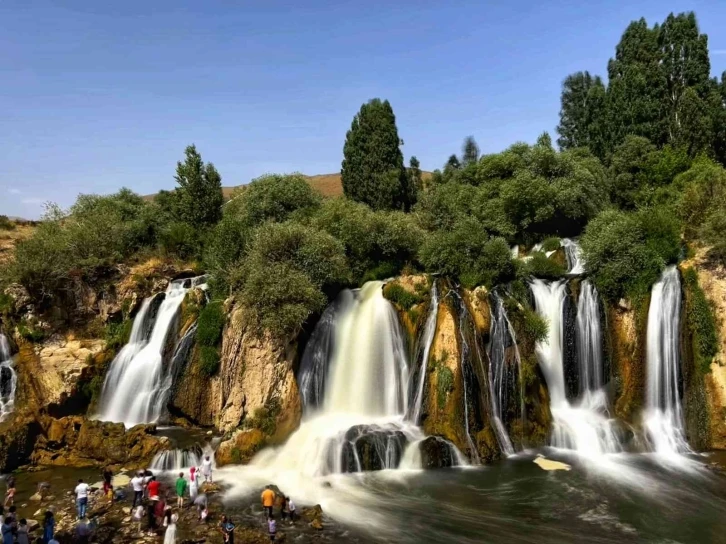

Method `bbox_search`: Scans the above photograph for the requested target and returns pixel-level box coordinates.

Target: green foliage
[462,136,480,166]
[676,158,726,255]
[436,365,454,409]
[581,208,681,300]
[80,373,106,403]
[105,318,133,352]
[173,144,224,229]
[540,237,561,252]
[158,221,201,260]
[522,307,549,344]
[197,300,225,347]
[0,216,15,231]
[382,283,424,310]
[235,222,348,337]
[311,198,422,283]
[408,156,424,196]
[226,173,321,228]
[522,251,566,279]
[419,218,513,289]
[341,98,414,211]
[18,320,44,342]
[198,345,221,377]
[244,399,281,436]
[556,71,608,159]
[683,268,719,375]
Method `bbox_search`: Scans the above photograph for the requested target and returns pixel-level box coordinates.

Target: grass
[683,268,718,375]
[437,366,454,409]
[383,283,425,310]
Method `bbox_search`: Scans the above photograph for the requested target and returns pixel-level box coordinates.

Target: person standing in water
[201,455,213,483]
[175,473,187,509]
[74,479,90,520]
[287,497,296,524]
[130,472,144,508]
[189,466,200,502]
[102,468,113,499]
[261,486,276,519]
[219,515,235,544]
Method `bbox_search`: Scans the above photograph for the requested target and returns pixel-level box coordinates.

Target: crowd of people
[2,456,310,544]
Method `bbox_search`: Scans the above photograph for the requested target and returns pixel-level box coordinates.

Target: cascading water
[222,281,464,508]
[530,279,620,457]
[644,266,690,457]
[487,293,521,455]
[96,276,206,427]
[576,280,604,392]
[561,238,585,275]
[0,334,16,422]
[151,446,202,472]
[407,280,439,424]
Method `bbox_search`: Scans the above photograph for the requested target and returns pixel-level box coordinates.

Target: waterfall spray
[0,334,16,422]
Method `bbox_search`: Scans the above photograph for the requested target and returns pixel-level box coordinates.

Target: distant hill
[144,171,431,202]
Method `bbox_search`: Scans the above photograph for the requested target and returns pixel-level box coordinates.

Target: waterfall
[561,238,585,274]
[644,266,690,457]
[151,446,202,472]
[407,280,439,424]
[96,276,207,427]
[0,334,16,422]
[530,279,621,457]
[238,281,464,487]
[298,291,354,412]
[576,281,604,393]
[487,293,521,455]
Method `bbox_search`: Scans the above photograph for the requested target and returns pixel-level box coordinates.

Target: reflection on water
[218,451,726,544]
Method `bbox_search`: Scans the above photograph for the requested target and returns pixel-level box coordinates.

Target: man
[130,472,144,508]
[74,479,90,520]
[193,493,208,520]
[147,476,160,500]
[175,472,187,509]
[261,485,275,519]
[201,455,213,483]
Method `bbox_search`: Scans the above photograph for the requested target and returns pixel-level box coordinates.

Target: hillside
[146,171,431,201]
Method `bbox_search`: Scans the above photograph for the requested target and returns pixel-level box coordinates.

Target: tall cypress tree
[174,145,223,228]
[556,71,608,159]
[341,99,412,211]
[462,136,480,166]
[408,156,424,197]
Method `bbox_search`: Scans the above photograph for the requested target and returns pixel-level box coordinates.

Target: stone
[4,283,32,313]
[216,428,266,466]
[310,518,323,530]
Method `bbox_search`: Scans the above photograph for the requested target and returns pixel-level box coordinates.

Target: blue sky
[2,1,726,218]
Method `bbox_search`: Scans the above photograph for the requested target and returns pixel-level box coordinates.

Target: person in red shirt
[147,476,160,500]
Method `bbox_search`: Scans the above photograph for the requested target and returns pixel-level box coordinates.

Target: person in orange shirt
[260,486,276,519]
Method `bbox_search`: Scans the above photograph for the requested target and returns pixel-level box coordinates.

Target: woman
[189,466,200,502]
[43,511,55,544]
[17,518,30,544]
[219,514,235,544]
[1,517,12,544]
[163,510,178,544]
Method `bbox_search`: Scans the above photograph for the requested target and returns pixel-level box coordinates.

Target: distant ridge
[143,171,430,201]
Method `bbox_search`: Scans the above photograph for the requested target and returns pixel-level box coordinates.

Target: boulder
[0,413,43,471]
[215,428,266,466]
[418,436,457,469]
[3,283,32,314]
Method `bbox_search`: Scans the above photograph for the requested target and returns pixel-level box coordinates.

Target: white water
[644,266,690,459]
[531,279,621,457]
[487,293,520,455]
[151,448,202,472]
[454,295,481,464]
[96,277,206,427]
[218,281,464,526]
[0,334,16,422]
[577,281,604,392]
[561,238,585,275]
[408,281,439,424]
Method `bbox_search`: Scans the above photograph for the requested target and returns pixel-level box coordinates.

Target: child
[175,472,187,509]
[200,507,208,523]
[280,497,289,522]
[267,515,277,542]
[132,504,145,535]
[287,497,296,524]
[3,484,14,507]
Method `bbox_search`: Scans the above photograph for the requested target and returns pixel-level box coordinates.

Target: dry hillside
[0,221,35,265]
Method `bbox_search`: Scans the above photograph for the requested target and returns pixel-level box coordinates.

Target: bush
[105,319,133,352]
[158,221,201,260]
[437,366,454,409]
[199,345,221,377]
[203,215,251,283]
[0,216,15,231]
[581,208,681,300]
[522,307,549,344]
[197,300,225,346]
[235,222,348,337]
[419,218,513,289]
[226,173,321,228]
[522,251,566,279]
[683,268,718,375]
[383,283,424,310]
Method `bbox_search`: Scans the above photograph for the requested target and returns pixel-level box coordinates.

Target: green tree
[341,99,412,211]
[407,156,423,201]
[462,136,480,166]
[556,71,608,158]
[174,145,224,228]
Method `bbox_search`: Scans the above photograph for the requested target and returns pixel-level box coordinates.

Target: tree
[174,145,224,228]
[408,156,424,197]
[462,136,480,166]
[658,12,711,150]
[341,99,412,211]
[556,71,608,159]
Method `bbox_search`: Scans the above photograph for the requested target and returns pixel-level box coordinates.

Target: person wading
[261,486,276,519]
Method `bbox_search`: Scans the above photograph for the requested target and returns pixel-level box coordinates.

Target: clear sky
[2,0,726,218]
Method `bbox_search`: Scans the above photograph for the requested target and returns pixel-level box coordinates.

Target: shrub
[199,345,221,377]
[683,268,718,375]
[522,307,549,344]
[105,319,133,352]
[158,221,201,260]
[226,173,321,228]
[581,208,681,300]
[0,216,15,231]
[522,251,566,279]
[383,283,424,310]
[197,300,225,347]
[437,366,454,409]
[540,237,561,252]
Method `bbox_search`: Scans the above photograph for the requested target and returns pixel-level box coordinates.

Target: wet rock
[0,413,43,472]
[418,436,456,468]
[216,428,266,466]
[340,425,407,472]
[310,518,324,530]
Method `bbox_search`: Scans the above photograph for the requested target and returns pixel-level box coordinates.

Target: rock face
[681,248,726,449]
[215,428,267,466]
[170,305,302,437]
[15,337,106,416]
[0,413,43,472]
[30,416,169,468]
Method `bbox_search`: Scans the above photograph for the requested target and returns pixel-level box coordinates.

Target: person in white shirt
[288,498,296,523]
[130,472,145,508]
[74,479,90,520]
[201,455,213,483]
